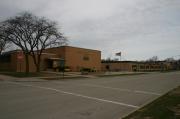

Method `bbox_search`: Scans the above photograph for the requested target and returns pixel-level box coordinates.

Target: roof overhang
[47,58,64,61]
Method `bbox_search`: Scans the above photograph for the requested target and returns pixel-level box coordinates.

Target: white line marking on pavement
[134,90,161,96]
[54,82,161,96]
[7,82,139,109]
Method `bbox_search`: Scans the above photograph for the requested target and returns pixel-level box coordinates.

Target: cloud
[0,0,180,60]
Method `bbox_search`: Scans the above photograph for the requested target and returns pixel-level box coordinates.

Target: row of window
[132,65,164,70]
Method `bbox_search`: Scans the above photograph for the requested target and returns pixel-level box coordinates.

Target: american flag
[116,52,121,56]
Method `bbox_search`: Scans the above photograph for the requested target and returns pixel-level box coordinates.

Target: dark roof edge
[45,45,101,52]
[101,61,166,63]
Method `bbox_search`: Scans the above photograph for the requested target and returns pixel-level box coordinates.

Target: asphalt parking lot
[0,71,180,119]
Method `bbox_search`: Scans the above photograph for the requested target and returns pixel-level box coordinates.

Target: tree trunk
[25,54,29,74]
[36,55,41,72]
[36,64,40,72]
[31,53,41,73]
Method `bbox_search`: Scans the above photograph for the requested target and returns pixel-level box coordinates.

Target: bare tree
[0,24,10,54]
[0,39,7,54]
[1,12,67,73]
[29,15,67,72]
[147,56,159,62]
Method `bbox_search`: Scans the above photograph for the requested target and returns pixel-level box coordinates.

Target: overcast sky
[0,0,180,60]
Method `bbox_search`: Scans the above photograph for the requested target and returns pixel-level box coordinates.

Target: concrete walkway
[0,71,150,81]
[42,71,98,78]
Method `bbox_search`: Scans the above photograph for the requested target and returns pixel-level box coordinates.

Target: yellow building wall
[64,46,101,71]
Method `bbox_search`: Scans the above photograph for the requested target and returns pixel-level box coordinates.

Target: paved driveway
[0,71,180,119]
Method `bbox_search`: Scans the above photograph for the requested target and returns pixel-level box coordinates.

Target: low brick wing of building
[101,61,136,72]
[101,61,174,72]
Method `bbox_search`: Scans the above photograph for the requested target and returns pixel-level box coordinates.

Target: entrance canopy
[46,58,65,69]
[48,58,64,61]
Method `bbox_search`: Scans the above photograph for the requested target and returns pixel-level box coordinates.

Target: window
[0,54,11,62]
[140,65,145,69]
[146,66,149,69]
[83,56,89,61]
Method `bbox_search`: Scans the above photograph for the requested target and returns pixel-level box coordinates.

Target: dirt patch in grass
[123,86,180,119]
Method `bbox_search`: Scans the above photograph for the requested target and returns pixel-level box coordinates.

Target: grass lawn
[42,76,87,80]
[97,73,147,77]
[0,71,62,78]
[160,70,179,73]
[123,86,180,119]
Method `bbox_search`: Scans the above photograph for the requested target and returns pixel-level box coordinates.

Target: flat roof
[2,45,101,55]
[101,60,166,64]
[45,45,101,52]
[101,61,136,63]
[1,50,22,55]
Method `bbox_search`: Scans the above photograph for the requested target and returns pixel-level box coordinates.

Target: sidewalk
[0,71,150,81]
[42,71,97,78]
[0,71,97,81]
